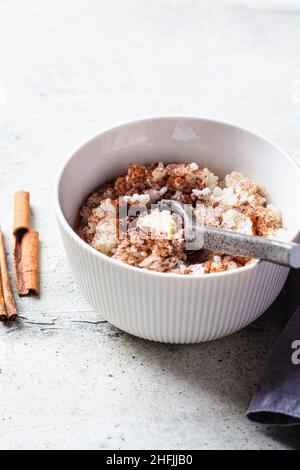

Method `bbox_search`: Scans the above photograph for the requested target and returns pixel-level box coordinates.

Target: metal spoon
[157,200,300,268]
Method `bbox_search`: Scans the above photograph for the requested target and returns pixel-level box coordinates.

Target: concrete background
[1,0,300,449]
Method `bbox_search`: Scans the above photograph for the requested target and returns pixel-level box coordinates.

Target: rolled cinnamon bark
[14,191,39,296]
[17,230,39,296]
[0,269,7,321]
[14,190,30,235]
[0,231,17,319]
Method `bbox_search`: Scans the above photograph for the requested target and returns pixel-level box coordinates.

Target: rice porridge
[76,162,284,274]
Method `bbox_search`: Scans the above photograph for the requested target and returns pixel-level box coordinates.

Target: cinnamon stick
[0,267,7,321]
[14,191,39,296]
[14,190,30,235]
[17,230,39,295]
[0,231,17,320]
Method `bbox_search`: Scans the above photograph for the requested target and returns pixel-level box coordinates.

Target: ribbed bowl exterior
[59,221,289,343]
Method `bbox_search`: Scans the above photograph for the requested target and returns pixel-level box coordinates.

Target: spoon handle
[158,200,300,268]
[199,226,300,268]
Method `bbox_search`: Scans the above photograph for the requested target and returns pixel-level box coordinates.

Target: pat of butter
[137,209,175,240]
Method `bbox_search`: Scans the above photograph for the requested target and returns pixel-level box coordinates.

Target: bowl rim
[54,115,300,279]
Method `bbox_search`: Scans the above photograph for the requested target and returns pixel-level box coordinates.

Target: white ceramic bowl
[54,117,300,343]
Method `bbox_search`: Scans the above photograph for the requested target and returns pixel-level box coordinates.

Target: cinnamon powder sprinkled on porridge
[76,162,284,274]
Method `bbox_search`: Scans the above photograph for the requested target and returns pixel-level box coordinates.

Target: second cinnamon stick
[16,230,39,296]
[13,190,39,296]
[14,190,30,235]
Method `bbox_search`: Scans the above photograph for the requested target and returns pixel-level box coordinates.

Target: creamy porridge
[76,162,284,274]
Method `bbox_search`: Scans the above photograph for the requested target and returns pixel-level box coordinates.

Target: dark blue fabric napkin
[246,270,300,425]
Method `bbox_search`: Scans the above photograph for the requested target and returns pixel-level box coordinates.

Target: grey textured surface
[1,0,300,450]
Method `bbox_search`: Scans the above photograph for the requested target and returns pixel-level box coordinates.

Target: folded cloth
[246,269,300,425]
